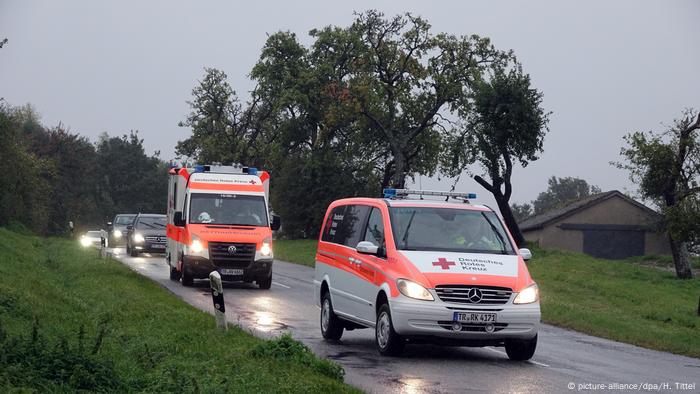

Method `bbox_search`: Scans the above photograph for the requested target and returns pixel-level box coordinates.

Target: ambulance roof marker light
[383,188,476,203]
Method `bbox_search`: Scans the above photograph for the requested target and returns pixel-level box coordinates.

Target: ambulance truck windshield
[189,194,268,227]
[390,207,515,255]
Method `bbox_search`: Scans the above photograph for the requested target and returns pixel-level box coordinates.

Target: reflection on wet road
[108,248,699,393]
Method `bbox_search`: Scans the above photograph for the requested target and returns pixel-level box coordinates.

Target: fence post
[209,271,227,330]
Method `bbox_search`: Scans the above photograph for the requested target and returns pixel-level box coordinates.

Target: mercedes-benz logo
[467,288,483,303]
[227,245,237,254]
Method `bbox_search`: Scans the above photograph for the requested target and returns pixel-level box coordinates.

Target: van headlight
[113,229,122,238]
[80,237,91,247]
[513,284,539,304]
[397,279,434,301]
[190,238,204,253]
[260,237,272,257]
[133,233,145,243]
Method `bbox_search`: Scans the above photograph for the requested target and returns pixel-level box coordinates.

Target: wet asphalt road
[107,248,699,393]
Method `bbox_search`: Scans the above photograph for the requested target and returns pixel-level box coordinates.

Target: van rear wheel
[320,291,343,340]
[505,334,538,361]
[375,304,404,356]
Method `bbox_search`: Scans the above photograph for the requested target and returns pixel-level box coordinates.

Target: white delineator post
[209,271,227,330]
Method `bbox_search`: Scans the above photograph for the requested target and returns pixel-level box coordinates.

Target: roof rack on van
[383,188,476,203]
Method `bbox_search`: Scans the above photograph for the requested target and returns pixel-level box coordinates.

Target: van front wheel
[375,304,404,356]
[505,334,538,361]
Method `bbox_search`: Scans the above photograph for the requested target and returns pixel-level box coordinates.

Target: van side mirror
[107,221,113,227]
[271,215,281,231]
[519,248,532,261]
[174,211,186,227]
[356,241,379,255]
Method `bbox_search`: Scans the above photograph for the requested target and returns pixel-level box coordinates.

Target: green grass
[0,228,359,393]
[274,239,318,267]
[273,239,700,358]
[528,247,700,358]
[624,254,700,270]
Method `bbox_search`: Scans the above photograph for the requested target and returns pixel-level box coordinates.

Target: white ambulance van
[166,164,281,288]
[314,189,540,360]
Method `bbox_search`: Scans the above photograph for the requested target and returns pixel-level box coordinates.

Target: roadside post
[209,271,227,330]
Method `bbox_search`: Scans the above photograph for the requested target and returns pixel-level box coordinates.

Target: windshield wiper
[401,210,417,249]
[480,212,508,255]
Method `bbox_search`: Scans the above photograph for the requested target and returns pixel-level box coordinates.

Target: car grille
[145,236,166,243]
[435,285,513,305]
[209,242,256,269]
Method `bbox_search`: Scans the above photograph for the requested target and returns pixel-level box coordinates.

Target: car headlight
[133,233,145,243]
[513,284,539,304]
[260,237,272,257]
[397,279,434,301]
[190,238,204,253]
[80,237,91,247]
[113,229,122,238]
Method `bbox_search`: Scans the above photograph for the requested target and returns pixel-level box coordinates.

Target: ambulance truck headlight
[133,233,145,243]
[80,236,91,247]
[190,239,204,253]
[260,242,272,257]
[397,279,434,301]
[260,237,272,257]
[114,229,122,238]
[514,284,539,304]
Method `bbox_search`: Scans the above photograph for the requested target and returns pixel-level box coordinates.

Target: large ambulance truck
[166,164,281,289]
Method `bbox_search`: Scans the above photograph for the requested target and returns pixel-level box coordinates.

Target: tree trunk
[391,152,407,188]
[669,234,694,279]
[494,193,526,247]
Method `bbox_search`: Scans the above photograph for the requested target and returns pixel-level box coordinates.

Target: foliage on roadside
[0,103,167,236]
[250,334,344,381]
[0,228,357,393]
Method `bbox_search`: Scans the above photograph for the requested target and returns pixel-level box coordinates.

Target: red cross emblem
[432,258,455,270]
[249,180,257,185]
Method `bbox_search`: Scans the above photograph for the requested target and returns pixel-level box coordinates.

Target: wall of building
[522,195,671,256]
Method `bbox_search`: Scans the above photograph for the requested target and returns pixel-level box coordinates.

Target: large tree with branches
[618,109,700,279]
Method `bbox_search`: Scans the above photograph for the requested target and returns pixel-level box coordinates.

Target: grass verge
[0,228,358,393]
[272,239,700,358]
[274,239,317,267]
[527,247,699,358]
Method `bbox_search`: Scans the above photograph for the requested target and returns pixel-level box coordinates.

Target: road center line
[272,281,290,288]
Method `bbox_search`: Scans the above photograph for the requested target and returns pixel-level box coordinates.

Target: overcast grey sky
[1,0,698,208]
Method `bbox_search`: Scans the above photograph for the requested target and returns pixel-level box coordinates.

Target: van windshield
[389,207,516,255]
[189,193,268,227]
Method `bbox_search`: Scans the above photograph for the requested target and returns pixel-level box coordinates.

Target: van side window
[322,206,347,244]
[343,205,370,248]
[364,208,385,250]
[321,205,370,247]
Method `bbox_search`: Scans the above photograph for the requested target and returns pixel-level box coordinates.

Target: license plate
[453,312,497,323]
[219,268,244,276]
[152,244,165,249]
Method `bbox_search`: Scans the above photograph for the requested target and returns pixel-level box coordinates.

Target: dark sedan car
[107,214,136,246]
[126,214,167,257]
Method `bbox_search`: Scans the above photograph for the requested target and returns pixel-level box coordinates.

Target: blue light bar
[194,165,205,173]
[383,188,397,198]
[467,193,477,199]
[246,167,258,175]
